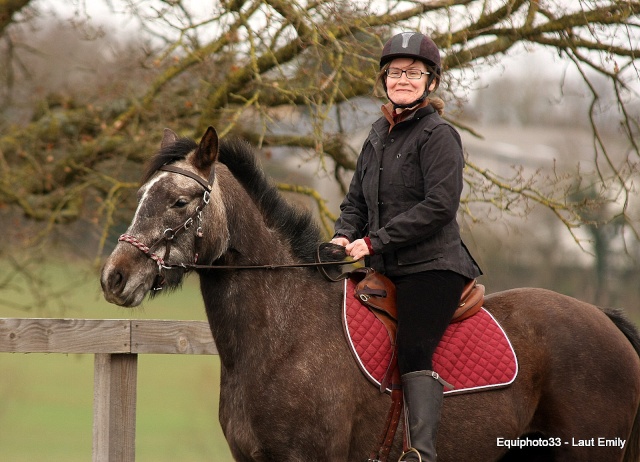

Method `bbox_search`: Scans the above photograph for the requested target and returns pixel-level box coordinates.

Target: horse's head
[101,126,229,307]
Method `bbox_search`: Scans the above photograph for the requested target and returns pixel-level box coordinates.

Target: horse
[101,126,640,462]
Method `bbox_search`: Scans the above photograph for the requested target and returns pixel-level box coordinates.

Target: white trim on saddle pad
[342,278,394,392]
[443,308,519,396]
[342,279,519,396]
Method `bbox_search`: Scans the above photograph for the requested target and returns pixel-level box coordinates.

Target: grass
[0,258,234,461]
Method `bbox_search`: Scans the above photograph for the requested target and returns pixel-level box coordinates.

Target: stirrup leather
[398,447,422,461]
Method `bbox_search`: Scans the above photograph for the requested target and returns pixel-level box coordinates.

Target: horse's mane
[142,134,321,264]
[218,138,321,264]
[141,137,198,184]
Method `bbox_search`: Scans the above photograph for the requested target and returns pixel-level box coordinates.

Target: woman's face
[385,58,435,107]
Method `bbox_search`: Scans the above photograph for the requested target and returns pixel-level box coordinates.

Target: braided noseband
[119,233,166,267]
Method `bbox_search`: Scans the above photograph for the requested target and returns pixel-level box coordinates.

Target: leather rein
[118,165,349,290]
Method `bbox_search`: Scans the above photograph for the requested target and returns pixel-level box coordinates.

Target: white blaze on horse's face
[128,173,168,234]
[128,168,199,239]
[101,168,191,306]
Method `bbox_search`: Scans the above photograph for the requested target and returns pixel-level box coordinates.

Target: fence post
[0,318,217,460]
[93,353,138,462]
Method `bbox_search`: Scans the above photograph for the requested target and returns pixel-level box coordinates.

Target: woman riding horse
[332,32,482,462]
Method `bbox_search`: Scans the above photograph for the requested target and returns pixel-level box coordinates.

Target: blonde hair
[430,97,445,115]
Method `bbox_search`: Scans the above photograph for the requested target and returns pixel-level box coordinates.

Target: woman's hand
[345,239,370,261]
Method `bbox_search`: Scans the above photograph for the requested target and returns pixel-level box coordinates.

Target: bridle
[118,164,350,291]
[118,164,213,290]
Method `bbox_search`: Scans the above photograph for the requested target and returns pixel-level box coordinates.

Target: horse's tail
[625,406,640,462]
[602,307,640,462]
[604,308,640,356]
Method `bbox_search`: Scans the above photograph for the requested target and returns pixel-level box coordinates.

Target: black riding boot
[398,370,449,462]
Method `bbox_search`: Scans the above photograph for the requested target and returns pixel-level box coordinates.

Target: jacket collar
[372,101,436,138]
[381,100,435,131]
[369,103,437,162]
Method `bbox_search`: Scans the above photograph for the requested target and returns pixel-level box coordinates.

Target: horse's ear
[161,128,179,149]
[194,126,219,172]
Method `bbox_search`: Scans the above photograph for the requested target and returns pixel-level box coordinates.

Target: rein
[165,260,351,271]
[119,164,350,290]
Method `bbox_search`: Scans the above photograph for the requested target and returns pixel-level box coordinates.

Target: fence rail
[0,318,217,462]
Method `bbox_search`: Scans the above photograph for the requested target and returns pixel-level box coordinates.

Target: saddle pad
[342,278,518,395]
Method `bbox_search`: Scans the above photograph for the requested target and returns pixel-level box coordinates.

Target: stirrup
[398,447,422,462]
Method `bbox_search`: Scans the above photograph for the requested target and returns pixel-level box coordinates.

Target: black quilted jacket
[334,104,482,278]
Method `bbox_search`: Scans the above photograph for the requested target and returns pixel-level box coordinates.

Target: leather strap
[158,165,212,191]
[172,260,352,271]
[314,246,354,282]
[358,287,388,299]
[369,359,403,462]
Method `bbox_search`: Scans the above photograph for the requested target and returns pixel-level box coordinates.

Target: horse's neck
[224,193,295,267]
[198,181,311,368]
[199,267,325,372]
[201,171,295,267]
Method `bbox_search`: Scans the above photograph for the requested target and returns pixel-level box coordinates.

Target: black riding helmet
[380,32,441,109]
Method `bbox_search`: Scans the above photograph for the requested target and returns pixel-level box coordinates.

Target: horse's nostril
[113,270,123,287]
[105,268,125,293]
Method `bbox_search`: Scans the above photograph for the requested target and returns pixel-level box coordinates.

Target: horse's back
[485,287,640,387]
[485,287,639,361]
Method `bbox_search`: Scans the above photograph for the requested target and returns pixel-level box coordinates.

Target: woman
[331,32,482,462]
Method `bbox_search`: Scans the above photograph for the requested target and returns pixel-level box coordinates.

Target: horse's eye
[172,198,189,208]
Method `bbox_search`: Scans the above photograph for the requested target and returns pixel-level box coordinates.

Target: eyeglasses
[386,68,430,80]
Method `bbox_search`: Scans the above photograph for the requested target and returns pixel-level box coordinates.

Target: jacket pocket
[399,151,421,189]
[396,234,444,266]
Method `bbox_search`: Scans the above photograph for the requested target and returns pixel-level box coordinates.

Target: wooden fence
[0,318,217,462]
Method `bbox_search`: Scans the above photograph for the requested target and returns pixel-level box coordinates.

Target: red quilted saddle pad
[342,278,518,395]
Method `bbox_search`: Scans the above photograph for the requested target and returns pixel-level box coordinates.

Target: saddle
[349,268,485,462]
[350,267,485,346]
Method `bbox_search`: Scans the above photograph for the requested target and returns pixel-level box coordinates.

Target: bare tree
[0,1,31,34]
[0,0,638,253]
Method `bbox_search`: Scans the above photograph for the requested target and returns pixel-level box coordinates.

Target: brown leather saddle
[350,267,485,345]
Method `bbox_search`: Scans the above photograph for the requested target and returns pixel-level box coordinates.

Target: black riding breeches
[392,270,468,375]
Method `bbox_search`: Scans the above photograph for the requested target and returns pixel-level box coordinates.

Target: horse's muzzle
[100,258,151,307]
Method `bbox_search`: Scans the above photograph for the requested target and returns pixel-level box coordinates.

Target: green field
[0,260,234,461]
